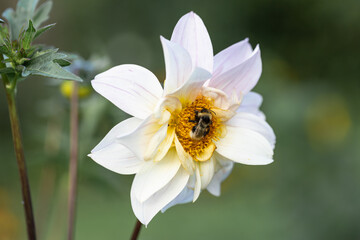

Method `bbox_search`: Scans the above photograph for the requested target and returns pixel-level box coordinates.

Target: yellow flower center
[175,96,222,161]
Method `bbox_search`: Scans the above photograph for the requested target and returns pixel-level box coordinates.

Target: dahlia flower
[89,11,275,225]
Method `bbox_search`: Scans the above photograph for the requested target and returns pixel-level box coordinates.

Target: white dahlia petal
[207,153,234,196]
[117,115,168,161]
[193,164,202,202]
[91,117,142,152]
[88,117,144,175]
[161,37,193,95]
[89,144,143,175]
[216,127,273,165]
[131,167,190,226]
[92,64,163,119]
[132,148,181,203]
[174,135,196,173]
[170,11,213,73]
[161,186,194,213]
[199,157,216,189]
[202,87,232,110]
[209,45,262,96]
[225,112,276,148]
[237,91,265,119]
[153,126,176,162]
[213,38,253,78]
[169,67,211,103]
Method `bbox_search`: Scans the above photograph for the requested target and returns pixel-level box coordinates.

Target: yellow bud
[60,81,92,99]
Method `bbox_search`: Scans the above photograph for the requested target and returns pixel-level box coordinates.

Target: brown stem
[130,220,142,240]
[68,82,79,240]
[3,84,37,240]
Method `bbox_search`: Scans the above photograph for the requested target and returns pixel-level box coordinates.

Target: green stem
[1,54,37,240]
[68,82,79,240]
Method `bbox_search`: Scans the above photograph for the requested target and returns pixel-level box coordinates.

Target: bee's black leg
[192,126,197,132]
[194,110,200,121]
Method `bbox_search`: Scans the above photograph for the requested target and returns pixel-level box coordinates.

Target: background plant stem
[1,68,37,240]
[68,82,79,240]
[130,220,142,240]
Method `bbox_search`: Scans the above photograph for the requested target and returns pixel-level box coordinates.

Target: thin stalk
[1,54,36,240]
[67,82,79,240]
[130,220,142,240]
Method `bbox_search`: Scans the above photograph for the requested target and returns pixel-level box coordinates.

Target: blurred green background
[1,0,359,239]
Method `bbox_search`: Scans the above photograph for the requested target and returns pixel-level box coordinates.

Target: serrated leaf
[32,1,52,28]
[22,49,82,82]
[23,20,36,49]
[34,23,55,39]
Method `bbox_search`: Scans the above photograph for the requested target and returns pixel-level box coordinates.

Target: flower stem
[68,82,79,240]
[1,57,37,239]
[130,220,142,240]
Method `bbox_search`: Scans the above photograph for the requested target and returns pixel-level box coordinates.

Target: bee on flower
[89,11,275,225]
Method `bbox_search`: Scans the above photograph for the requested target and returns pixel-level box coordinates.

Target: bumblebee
[189,108,213,140]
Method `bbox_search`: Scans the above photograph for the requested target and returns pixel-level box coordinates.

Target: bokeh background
[1,0,359,239]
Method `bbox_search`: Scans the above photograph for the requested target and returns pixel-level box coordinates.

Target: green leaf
[34,23,55,39]
[53,58,71,67]
[22,20,36,49]
[32,1,52,28]
[2,0,53,41]
[0,67,15,74]
[16,0,39,17]
[2,58,12,63]
[0,45,10,55]
[22,49,82,82]
[2,9,17,40]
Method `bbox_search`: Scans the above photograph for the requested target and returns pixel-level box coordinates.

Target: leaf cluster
[2,0,53,41]
[0,0,82,87]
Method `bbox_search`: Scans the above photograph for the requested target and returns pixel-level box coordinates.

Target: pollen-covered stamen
[175,96,223,161]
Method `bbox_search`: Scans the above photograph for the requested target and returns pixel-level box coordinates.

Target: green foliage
[22,49,82,81]
[32,1,53,28]
[2,0,52,41]
[34,23,55,39]
[0,67,16,74]
[0,1,82,84]
[22,20,36,49]
[0,21,7,44]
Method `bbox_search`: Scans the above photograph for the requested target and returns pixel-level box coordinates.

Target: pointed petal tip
[184,11,196,18]
[171,11,213,73]
[192,193,200,202]
[254,44,261,53]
